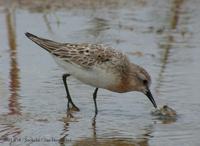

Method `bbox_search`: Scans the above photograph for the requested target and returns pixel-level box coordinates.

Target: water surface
[0,0,200,145]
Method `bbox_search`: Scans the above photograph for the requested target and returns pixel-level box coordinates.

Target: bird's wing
[25,32,129,70]
[52,43,128,69]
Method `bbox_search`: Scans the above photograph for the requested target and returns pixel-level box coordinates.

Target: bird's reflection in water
[59,111,77,146]
[59,112,150,146]
[72,137,148,146]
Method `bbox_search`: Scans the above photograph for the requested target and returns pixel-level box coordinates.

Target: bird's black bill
[145,89,157,108]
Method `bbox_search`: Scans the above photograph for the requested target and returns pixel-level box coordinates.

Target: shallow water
[0,0,200,145]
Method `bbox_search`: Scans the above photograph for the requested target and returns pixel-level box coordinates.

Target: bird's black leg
[93,88,99,115]
[62,74,79,111]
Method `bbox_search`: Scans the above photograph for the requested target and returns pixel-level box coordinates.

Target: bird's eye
[143,79,148,85]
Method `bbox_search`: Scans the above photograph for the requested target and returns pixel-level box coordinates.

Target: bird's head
[129,63,157,108]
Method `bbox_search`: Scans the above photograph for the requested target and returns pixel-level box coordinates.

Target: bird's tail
[25,32,62,53]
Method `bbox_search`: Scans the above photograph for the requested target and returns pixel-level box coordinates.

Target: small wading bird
[25,32,157,115]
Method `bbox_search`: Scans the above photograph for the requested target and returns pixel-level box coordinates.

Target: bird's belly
[75,69,117,89]
[53,56,118,89]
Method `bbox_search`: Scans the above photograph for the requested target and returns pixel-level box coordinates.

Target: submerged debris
[151,105,177,119]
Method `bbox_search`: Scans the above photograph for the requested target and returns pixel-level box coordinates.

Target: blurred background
[0,0,200,146]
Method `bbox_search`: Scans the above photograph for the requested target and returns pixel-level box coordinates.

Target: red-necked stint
[25,32,157,115]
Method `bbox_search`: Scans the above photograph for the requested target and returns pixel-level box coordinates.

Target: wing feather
[25,32,130,72]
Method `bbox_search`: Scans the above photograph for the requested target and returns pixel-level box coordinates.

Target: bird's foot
[66,106,79,118]
[71,105,80,112]
[67,103,80,114]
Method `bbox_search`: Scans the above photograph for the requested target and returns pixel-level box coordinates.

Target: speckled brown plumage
[25,32,157,110]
